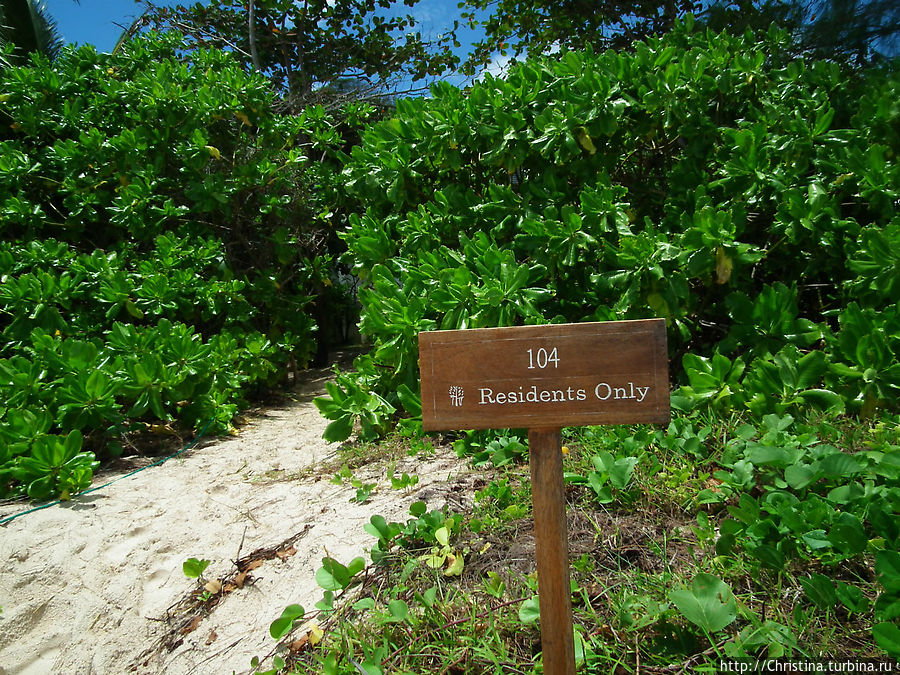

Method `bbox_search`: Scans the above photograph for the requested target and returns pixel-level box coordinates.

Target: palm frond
[0,0,65,63]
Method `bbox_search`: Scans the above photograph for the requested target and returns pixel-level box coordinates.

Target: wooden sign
[418,319,669,675]
[419,319,669,431]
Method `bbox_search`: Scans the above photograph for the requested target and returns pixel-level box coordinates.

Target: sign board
[419,319,669,431]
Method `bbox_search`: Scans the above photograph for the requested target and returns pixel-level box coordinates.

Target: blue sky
[46,1,181,52]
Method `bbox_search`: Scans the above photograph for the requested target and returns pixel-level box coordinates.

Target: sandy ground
[0,364,472,675]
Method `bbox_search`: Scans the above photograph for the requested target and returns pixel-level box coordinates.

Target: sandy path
[0,365,471,675]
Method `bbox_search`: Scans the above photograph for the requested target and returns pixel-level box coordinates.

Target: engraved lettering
[475,382,649,406]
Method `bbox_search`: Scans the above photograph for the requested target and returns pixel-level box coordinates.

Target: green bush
[0,33,352,499]
[317,21,899,439]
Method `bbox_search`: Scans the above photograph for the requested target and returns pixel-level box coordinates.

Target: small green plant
[349,479,376,504]
[330,463,353,485]
[462,434,528,467]
[474,474,529,522]
[388,466,419,491]
[566,450,639,504]
[182,557,217,601]
[364,501,463,565]
[518,595,540,625]
[482,571,506,599]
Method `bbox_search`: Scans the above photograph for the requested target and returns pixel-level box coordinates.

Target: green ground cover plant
[0,33,358,499]
[261,413,898,673]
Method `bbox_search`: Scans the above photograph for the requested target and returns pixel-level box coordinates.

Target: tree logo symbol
[449,386,464,407]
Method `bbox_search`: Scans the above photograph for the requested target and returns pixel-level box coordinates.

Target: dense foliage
[459,0,900,74]
[0,34,354,499]
[319,21,899,438]
[311,21,900,660]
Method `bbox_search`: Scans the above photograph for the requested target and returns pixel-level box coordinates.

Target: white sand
[0,366,470,675]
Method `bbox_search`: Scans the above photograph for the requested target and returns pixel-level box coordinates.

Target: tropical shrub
[0,33,354,498]
[317,21,899,439]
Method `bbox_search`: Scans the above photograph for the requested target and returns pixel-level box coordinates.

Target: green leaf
[819,452,862,478]
[801,530,831,550]
[323,415,353,443]
[800,574,836,609]
[519,595,540,624]
[873,622,900,658]
[797,389,844,412]
[396,384,422,417]
[812,105,835,136]
[835,582,868,613]
[347,556,366,577]
[316,590,334,612]
[386,599,409,622]
[609,456,638,489]
[784,463,816,489]
[182,557,210,579]
[316,557,361,591]
[828,519,868,555]
[62,430,83,461]
[875,551,900,592]
[269,604,304,640]
[125,299,143,319]
[434,526,450,547]
[444,551,464,576]
[669,573,737,633]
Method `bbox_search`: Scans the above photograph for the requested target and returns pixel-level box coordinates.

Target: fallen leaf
[233,570,249,588]
[223,583,236,593]
[244,559,265,572]
[181,616,202,635]
[205,629,218,645]
[204,579,222,594]
[288,635,309,653]
[276,546,297,560]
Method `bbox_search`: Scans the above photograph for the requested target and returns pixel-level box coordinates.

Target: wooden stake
[528,427,576,675]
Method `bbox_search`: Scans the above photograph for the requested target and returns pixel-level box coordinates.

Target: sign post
[419,319,669,674]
